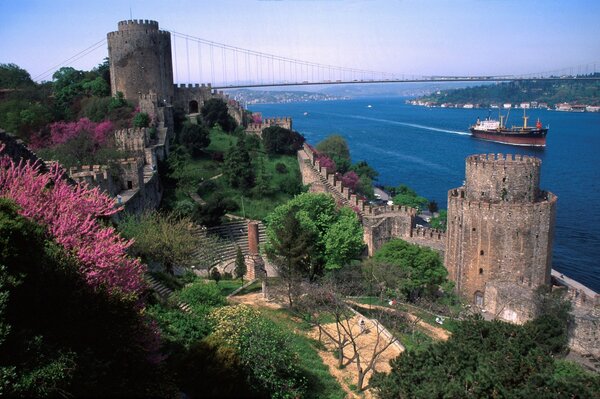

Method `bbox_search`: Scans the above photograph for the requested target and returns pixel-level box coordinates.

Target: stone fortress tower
[107,20,174,104]
[445,153,557,323]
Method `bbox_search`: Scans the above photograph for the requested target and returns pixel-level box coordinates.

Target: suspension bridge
[33,27,600,88]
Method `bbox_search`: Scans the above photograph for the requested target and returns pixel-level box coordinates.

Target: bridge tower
[445,154,557,323]
[107,20,174,103]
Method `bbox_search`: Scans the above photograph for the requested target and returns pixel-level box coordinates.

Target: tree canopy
[370,308,600,399]
[261,126,305,155]
[200,98,237,132]
[372,239,449,301]
[316,134,351,174]
[265,193,364,278]
[179,121,211,156]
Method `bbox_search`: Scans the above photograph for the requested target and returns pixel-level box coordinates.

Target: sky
[1,0,599,85]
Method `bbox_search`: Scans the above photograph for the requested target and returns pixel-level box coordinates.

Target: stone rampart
[245,117,293,136]
[446,186,556,303]
[69,164,120,197]
[299,142,448,255]
[173,84,246,126]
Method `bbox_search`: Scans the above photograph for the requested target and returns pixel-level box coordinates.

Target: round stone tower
[445,153,557,309]
[107,20,174,103]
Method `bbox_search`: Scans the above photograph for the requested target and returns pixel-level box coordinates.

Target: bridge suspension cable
[33,38,107,82]
[167,29,403,87]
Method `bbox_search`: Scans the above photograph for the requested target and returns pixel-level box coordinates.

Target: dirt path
[308,316,402,398]
[230,292,402,398]
[347,300,451,341]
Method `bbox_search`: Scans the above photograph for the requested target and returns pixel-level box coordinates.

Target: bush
[177,281,226,309]
[209,305,307,398]
[133,112,150,128]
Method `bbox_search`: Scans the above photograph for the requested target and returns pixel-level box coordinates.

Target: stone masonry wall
[445,153,556,307]
[298,142,445,255]
[107,20,174,103]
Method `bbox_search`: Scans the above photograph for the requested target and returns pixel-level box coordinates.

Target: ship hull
[469,128,547,147]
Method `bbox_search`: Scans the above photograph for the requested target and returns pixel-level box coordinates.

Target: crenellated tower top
[464,153,542,203]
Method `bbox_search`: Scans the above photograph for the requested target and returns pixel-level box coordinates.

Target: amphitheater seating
[191,219,267,270]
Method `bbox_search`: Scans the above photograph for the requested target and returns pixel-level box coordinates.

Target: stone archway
[189,100,199,114]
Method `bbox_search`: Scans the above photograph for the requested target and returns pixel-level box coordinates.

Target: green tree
[223,135,255,191]
[269,210,314,307]
[209,305,306,398]
[350,160,379,181]
[0,198,173,397]
[253,156,271,197]
[192,193,238,227]
[323,207,365,270]
[0,63,34,88]
[261,126,305,155]
[265,193,364,279]
[118,211,200,274]
[179,121,210,156]
[430,209,447,231]
[316,134,352,173]
[373,239,448,301]
[210,267,222,285]
[234,246,247,285]
[370,314,600,399]
[391,184,428,212]
[200,98,237,132]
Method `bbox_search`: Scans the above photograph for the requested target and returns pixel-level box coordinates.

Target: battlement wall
[465,153,541,203]
[246,117,293,136]
[408,225,446,242]
[114,127,148,154]
[117,19,159,30]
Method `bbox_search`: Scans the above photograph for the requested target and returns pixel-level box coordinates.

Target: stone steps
[146,274,192,314]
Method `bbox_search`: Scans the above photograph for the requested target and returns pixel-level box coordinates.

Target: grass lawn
[165,127,302,221]
[213,279,244,296]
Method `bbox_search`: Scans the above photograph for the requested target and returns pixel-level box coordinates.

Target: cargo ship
[470,109,548,147]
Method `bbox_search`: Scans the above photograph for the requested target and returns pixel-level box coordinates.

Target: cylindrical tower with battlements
[445,153,557,311]
[107,20,174,103]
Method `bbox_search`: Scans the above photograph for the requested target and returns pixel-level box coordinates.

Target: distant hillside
[415,75,600,106]
[223,88,346,104]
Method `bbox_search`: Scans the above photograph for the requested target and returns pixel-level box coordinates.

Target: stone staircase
[146,274,192,313]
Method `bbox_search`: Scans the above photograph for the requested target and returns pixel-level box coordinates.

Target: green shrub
[177,281,226,309]
[133,112,150,128]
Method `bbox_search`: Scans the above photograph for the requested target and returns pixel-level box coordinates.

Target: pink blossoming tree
[31,118,114,149]
[0,144,145,298]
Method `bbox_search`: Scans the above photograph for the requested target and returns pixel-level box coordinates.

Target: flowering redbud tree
[0,144,145,298]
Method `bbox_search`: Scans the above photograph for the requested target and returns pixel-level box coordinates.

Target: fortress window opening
[189,100,198,113]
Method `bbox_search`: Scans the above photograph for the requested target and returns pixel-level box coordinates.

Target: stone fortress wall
[445,153,556,309]
[107,20,174,103]
[298,143,446,256]
[172,83,246,126]
[246,117,293,136]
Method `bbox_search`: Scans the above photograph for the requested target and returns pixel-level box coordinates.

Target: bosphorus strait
[251,97,600,292]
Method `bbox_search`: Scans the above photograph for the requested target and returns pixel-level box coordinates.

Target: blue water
[250,97,600,292]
